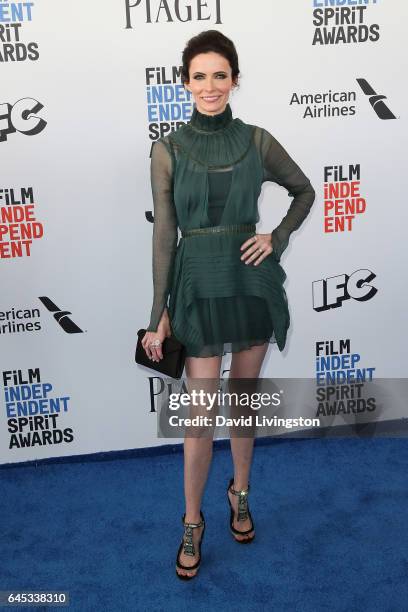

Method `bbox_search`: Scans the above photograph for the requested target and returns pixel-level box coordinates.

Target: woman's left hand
[240,233,273,266]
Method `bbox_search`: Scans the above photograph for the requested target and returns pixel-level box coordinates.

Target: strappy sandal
[227,477,255,544]
[175,510,205,580]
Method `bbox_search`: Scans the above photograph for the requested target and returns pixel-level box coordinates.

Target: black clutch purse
[135,328,186,379]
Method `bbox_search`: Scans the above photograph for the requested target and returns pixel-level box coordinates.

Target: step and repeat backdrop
[1,1,406,465]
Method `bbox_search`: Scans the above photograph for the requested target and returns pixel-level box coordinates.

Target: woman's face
[184,51,236,116]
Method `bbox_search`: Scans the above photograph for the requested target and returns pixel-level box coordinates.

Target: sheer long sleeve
[146,140,178,332]
[258,128,316,262]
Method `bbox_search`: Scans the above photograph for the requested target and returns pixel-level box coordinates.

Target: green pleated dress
[146,103,315,358]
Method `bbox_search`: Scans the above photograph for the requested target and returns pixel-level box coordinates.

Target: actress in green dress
[141,30,315,579]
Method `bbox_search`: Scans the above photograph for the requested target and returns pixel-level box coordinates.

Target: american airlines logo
[38,297,84,333]
[356,79,397,119]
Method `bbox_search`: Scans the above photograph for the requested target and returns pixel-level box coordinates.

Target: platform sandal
[175,510,205,580]
[227,477,255,543]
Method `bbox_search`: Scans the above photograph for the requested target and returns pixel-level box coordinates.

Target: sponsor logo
[324,164,367,232]
[312,0,380,45]
[0,186,44,258]
[0,0,39,62]
[289,79,397,119]
[312,269,377,311]
[146,65,193,140]
[38,297,84,334]
[356,78,397,119]
[2,368,74,450]
[0,97,47,142]
[125,0,222,26]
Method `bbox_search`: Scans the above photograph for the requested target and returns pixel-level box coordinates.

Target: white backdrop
[1,0,406,465]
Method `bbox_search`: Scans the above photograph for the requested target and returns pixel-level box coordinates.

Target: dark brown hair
[181,30,240,86]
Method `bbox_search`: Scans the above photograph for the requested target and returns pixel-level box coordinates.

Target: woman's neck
[189,103,233,132]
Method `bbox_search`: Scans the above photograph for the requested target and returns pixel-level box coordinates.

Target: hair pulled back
[181,29,240,85]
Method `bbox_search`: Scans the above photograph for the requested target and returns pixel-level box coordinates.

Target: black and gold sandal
[227,477,255,543]
[175,510,205,580]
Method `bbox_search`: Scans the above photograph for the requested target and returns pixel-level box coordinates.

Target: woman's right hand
[141,318,172,362]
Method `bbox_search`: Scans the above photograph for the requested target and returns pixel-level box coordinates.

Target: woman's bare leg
[228,342,269,541]
[176,353,222,578]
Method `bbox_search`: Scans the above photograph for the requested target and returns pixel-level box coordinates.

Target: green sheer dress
[146,103,315,358]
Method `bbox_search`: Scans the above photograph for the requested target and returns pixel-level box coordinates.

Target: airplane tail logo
[38,296,84,333]
[356,79,397,119]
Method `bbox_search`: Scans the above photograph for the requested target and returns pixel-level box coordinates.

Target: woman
[142,30,315,579]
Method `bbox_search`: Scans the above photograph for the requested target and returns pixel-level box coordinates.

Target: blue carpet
[1,438,407,612]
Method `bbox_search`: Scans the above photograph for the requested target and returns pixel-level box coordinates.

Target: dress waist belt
[181,223,256,238]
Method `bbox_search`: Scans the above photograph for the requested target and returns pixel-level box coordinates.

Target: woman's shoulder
[151,134,177,161]
[240,121,286,155]
[154,124,190,155]
[153,133,173,149]
[242,121,272,141]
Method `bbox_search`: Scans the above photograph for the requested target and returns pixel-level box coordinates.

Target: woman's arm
[146,139,178,332]
[258,128,316,262]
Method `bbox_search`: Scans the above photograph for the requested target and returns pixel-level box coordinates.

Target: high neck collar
[189,103,233,132]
